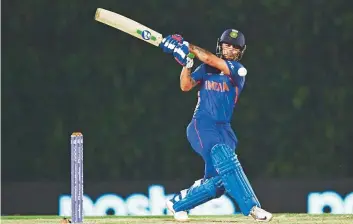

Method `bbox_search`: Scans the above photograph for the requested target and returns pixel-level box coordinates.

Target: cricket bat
[94,8,194,57]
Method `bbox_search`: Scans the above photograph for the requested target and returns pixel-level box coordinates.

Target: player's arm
[189,44,231,75]
[158,35,206,90]
[180,67,197,91]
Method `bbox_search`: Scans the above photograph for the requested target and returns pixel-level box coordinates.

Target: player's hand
[159,34,183,54]
[173,41,190,67]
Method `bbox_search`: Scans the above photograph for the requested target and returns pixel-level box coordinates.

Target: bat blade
[95,8,163,47]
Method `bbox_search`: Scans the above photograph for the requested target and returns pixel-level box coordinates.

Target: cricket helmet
[216,29,246,61]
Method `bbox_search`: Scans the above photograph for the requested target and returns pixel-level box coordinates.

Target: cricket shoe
[166,199,189,222]
[249,206,273,222]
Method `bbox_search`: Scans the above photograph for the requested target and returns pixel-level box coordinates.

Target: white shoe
[166,200,189,222]
[249,206,273,222]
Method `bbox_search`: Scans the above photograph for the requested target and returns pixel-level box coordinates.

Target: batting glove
[159,34,183,54]
[173,41,190,67]
[185,57,194,68]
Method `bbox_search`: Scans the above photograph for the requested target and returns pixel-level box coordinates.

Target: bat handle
[187,53,195,59]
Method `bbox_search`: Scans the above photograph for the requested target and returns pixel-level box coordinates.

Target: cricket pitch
[1,214,352,224]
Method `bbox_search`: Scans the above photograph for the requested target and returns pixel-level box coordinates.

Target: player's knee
[211,144,239,175]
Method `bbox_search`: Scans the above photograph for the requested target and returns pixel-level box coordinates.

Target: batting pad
[173,176,224,212]
[211,144,260,215]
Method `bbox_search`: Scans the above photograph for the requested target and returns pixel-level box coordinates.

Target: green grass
[1,214,353,224]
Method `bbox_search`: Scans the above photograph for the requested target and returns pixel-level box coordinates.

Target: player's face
[221,43,241,60]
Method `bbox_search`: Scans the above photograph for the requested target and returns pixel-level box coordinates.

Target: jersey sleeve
[225,60,247,87]
[190,64,206,82]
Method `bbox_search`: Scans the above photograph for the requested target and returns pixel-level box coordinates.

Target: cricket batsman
[159,29,273,222]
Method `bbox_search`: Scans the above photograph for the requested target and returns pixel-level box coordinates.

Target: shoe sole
[166,200,189,222]
[256,214,273,222]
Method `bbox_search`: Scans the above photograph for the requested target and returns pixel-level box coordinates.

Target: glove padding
[185,57,194,68]
[173,41,190,67]
[159,34,183,54]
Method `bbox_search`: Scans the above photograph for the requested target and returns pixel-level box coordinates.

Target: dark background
[2,0,353,207]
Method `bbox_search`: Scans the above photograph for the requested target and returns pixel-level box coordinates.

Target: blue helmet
[216,29,247,61]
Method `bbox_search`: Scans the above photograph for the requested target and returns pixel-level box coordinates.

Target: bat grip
[187,53,195,59]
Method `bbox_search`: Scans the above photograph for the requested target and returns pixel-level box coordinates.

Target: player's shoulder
[194,63,206,71]
[194,63,218,73]
[224,60,245,69]
[225,60,247,77]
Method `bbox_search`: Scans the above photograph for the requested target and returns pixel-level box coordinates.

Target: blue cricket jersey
[190,60,247,123]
